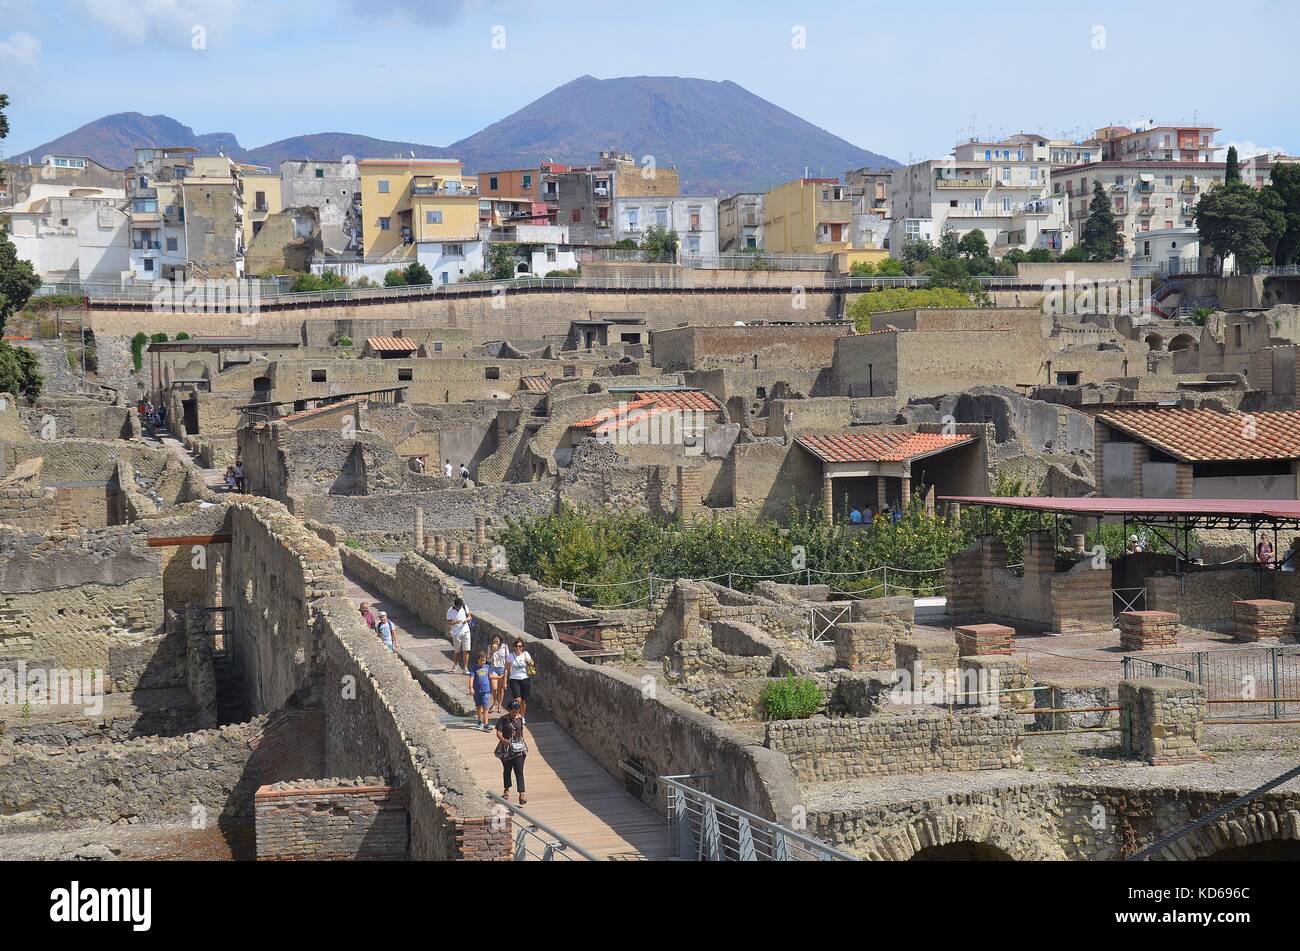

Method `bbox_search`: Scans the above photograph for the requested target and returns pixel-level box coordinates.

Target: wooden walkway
[343,570,670,861]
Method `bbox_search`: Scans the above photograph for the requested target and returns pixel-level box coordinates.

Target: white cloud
[0,30,39,69]
[1216,140,1290,162]
[71,0,245,44]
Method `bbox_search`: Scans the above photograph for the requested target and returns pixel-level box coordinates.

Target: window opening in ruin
[485,367,500,380]
[311,370,327,383]
[397,368,413,382]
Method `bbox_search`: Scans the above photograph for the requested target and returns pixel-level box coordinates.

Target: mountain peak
[13,76,895,194]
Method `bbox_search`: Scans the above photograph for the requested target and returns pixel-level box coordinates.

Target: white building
[416,239,485,284]
[1129,227,1206,276]
[887,139,1072,255]
[2,185,130,283]
[612,196,719,259]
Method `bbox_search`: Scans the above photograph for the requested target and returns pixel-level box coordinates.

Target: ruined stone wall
[764,709,1022,782]
[730,439,822,519]
[0,485,60,530]
[651,324,850,371]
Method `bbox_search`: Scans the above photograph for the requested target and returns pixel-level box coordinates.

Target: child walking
[469,652,493,731]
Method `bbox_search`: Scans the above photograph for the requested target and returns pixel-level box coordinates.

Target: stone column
[475,516,487,546]
[876,475,887,511]
[459,542,472,566]
[434,536,446,559]
[900,475,911,510]
[1119,677,1209,765]
[822,477,834,525]
[414,506,424,552]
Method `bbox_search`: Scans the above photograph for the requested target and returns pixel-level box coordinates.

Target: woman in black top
[495,700,528,804]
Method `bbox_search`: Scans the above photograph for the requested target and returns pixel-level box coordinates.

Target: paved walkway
[342,564,669,860]
[147,433,227,493]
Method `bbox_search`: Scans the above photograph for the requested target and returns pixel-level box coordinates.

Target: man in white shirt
[446,596,473,673]
[443,459,453,478]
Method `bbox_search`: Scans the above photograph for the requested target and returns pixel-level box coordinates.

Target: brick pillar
[1174,464,1194,499]
[1119,678,1209,765]
[822,477,834,524]
[677,465,703,521]
[459,542,472,566]
[474,516,487,546]
[1132,443,1148,497]
[833,622,895,670]
[434,536,446,558]
[876,475,887,511]
[900,476,911,510]
[414,506,424,552]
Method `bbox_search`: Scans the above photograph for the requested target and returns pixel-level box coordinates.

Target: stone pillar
[876,475,887,511]
[434,536,446,559]
[1119,677,1209,765]
[833,622,895,670]
[459,542,472,566]
[474,516,487,547]
[1232,599,1295,642]
[677,465,703,522]
[822,477,834,525]
[900,475,911,510]
[1119,611,1180,651]
[414,506,424,552]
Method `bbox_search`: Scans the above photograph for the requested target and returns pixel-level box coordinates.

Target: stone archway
[909,841,1014,860]
[1168,333,1196,352]
[1151,803,1300,860]
[1145,333,1164,351]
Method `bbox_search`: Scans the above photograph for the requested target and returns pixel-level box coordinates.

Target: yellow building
[359,159,478,261]
[240,168,282,247]
[763,178,853,255]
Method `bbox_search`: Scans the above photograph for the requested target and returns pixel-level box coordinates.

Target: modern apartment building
[612,196,719,258]
[476,168,549,229]
[887,140,1072,256]
[126,146,198,282]
[241,167,281,248]
[542,151,681,247]
[718,193,764,252]
[1,185,130,283]
[180,155,246,279]
[357,158,482,283]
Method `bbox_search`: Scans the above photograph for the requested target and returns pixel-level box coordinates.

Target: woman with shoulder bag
[505,637,535,717]
[495,700,528,804]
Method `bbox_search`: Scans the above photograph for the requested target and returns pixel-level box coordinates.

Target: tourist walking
[443,459,453,478]
[359,601,376,630]
[495,700,528,804]
[505,637,534,717]
[446,596,473,673]
[469,652,494,731]
[488,634,508,713]
[233,459,247,493]
[376,611,398,652]
[1256,534,1275,569]
[224,466,237,492]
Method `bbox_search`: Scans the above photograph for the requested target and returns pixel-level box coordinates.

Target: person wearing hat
[375,611,398,652]
[1124,534,1144,555]
[495,699,528,804]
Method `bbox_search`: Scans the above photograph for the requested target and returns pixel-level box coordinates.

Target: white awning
[1139,173,1156,182]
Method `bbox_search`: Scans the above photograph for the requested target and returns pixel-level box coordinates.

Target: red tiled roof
[365,336,418,352]
[1098,408,1300,462]
[797,431,974,464]
[519,375,551,393]
[592,406,678,436]
[634,390,721,412]
[571,397,657,430]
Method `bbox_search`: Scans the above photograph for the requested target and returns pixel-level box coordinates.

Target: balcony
[1137,206,1156,217]
[1110,182,1129,192]
[1136,181,1156,193]
[1180,182,1199,195]
[935,177,992,189]
[132,241,161,252]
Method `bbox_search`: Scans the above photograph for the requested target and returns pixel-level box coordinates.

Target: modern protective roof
[798,431,974,464]
[942,495,1300,521]
[364,336,418,353]
[1098,408,1300,462]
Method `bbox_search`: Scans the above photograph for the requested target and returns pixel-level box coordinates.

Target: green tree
[130,332,148,372]
[639,224,679,262]
[899,238,935,275]
[937,229,961,259]
[1265,163,1300,265]
[1080,181,1123,261]
[957,229,989,259]
[0,95,41,334]
[0,340,42,402]
[1196,183,1273,273]
[613,238,639,250]
[874,257,905,276]
[485,243,518,280]
[383,268,408,287]
[848,259,876,276]
[404,261,433,285]
[1225,145,1241,185]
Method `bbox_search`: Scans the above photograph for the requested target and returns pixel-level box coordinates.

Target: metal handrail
[661,774,856,861]
[485,791,600,861]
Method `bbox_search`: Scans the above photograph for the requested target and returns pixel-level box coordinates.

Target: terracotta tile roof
[1098,408,1300,462]
[519,375,551,393]
[365,336,418,352]
[797,431,974,464]
[570,391,719,430]
[592,406,678,436]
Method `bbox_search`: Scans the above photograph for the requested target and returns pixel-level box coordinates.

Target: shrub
[0,340,43,401]
[846,286,973,332]
[149,332,168,344]
[849,260,876,276]
[336,336,353,348]
[130,332,148,372]
[24,293,84,312]
[175,332,191,341]
[352,276,373,289]
[760,676,823,721]
[404,262,432,285]
[545,268,579,278]
[464,270,489,282]
[383,269,408,287]
[874,257,905,276]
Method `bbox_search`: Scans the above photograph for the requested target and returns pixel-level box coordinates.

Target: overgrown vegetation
[0,341,42,401]
[499,503,968,606]
[130,332,148,372]
[760,676,823,721]
[291,272,348,292]
[847,286,973,332]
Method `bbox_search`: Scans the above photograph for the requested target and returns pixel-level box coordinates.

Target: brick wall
[255,778,409,860]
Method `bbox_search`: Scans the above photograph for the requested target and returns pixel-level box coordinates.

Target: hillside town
[2,22,1300,895]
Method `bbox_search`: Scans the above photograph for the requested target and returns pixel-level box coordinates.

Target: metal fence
[663,775,856,861]
[485,792,600,861]
[1122,646,1300,720]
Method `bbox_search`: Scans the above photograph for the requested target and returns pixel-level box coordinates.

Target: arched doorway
[908,841,1014,861]
[1169,333,1196,352]
[1145,333,1164,351]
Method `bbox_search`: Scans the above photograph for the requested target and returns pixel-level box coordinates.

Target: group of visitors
[137,400,166,434]
[847,503,902,526]
[222,459,247,493]
[442,459,474,488]
[358,601,399,651]
[1256,534,1299,571]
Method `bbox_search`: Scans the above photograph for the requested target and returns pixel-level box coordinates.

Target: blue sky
[1,0,1296,164]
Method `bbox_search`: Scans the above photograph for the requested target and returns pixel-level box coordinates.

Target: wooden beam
[147,534,231,547]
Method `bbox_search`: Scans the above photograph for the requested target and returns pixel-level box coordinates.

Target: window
[397,368,413,382]
[1143,241,1151,256]
[166,237,178,251]
[315,168,324,178]
[489,176,499,191]
[973,197,983,212]
[655,207,669,227]
[433,342,443,352]
[1002,197,1011,212]
[1001,167,1011,183]
[1234,325,1243,348]
[444,243,463,256]
[1165,175,1174,186]
[143,258,154,272]
[546,246,557,262]
[949,199,958,208]
[571,209,582,223]
[378,180,390,194]
[426,210,443,224]
[440,272,450,284]
[625,207,640,230]
[133,199,158,213]
[252,222,263,237]
[522,174,532,190]
[311,370,327,383]
[255,190,267,211]
[379,217,391,231]
[1055,371,1080,386]
[485,367,500,380]
[689,207,700,231]
[562,365,577,378]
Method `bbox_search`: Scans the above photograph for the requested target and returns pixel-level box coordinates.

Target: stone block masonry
[833,622,895,670]
[1232,599,1295,642]
[1119,610,1180,651]
[764,709,1022,782]
[1119,677,1210,766]
[255,778,409,861]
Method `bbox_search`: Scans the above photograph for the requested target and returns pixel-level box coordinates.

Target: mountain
[12,76,896,194]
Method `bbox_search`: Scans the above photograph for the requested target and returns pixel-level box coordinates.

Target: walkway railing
[486,792,600,861]
[1122,646,1300,721]
[663,775,857,861]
